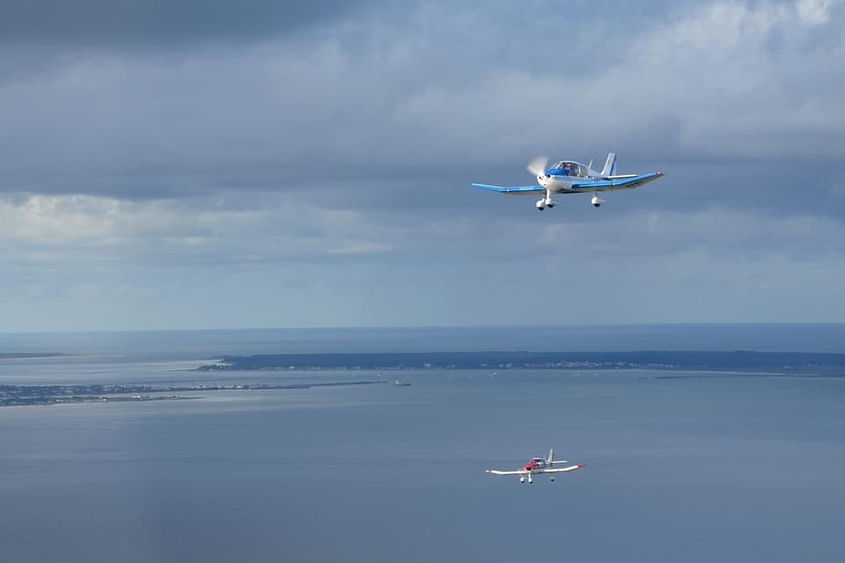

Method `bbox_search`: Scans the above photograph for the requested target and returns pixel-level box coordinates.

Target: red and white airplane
[485,449,585,484]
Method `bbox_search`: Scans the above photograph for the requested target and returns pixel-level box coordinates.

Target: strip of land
[199,350,845,374]
[0,380,385,407]
[0,353,70,360]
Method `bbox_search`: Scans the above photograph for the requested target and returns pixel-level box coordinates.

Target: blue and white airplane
[472,153,664,211]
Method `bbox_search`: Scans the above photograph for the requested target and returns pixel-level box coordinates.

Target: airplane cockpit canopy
[551,161,588,177]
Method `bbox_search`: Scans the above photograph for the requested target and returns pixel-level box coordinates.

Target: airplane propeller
[528,156,553,209]
[526,156,549,178]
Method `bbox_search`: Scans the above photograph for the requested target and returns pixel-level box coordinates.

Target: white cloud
[0,193,395,266]
[394,0,845,159]
[796,0,835,24]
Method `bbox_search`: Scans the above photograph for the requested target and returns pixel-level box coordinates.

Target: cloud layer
[1,0,844,330]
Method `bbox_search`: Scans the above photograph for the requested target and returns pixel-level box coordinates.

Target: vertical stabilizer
[600,152,617,177]
[547,448,554,464]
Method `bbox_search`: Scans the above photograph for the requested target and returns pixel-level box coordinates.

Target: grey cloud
[2,0,845,330]
[0,0,373,48]
[2,0,842,202]
[4,188,845,330]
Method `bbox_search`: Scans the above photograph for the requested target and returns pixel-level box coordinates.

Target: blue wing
[472,183,544,194]
[571,171,664,191]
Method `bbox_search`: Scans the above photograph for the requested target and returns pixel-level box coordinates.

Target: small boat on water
[393,379,411,387]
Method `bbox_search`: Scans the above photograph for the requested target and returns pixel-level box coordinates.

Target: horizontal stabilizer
[571,171,664,191]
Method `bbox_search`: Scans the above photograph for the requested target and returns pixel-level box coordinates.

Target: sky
[1,0,844,331]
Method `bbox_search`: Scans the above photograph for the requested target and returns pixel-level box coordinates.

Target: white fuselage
[537,162,603,193]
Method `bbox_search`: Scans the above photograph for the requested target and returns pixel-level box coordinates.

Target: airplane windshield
[552,161,587,177]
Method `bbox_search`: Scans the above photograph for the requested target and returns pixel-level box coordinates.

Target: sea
[1,325,844,563]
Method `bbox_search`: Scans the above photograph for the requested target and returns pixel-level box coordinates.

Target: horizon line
[4,321,845,336]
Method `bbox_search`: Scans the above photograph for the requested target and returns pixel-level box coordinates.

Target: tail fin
[547,448,554,464]
[600,153,617,177]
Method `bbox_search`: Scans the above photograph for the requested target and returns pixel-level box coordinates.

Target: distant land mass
[0,352,69,360]
[198,351,845,375]
[0,380,384,407]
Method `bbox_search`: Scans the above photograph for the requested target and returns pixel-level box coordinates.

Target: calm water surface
[1,330,844,562]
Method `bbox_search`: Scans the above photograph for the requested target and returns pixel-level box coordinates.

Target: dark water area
[1,328,844,562]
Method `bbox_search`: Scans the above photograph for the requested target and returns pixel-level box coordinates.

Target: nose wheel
[536,197,556,211]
